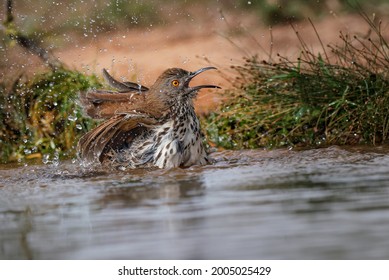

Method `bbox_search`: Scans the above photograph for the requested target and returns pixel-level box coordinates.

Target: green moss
[204,15,389,149]
[0,69,101,163]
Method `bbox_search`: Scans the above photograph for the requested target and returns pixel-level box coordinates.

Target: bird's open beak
[186,67,221,92]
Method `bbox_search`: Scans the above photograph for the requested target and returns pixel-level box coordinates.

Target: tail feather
[102,68,148,92]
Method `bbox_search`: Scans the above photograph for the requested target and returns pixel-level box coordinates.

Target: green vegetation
[239,0,389,25]
[0,69,101,163]
[204,15,389,149]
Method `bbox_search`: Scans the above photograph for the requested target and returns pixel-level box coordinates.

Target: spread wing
[79,69,149,119]
[79,90,146,119]
[77,113,159,164]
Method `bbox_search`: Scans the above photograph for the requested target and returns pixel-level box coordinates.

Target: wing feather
[77,114,159,164]
[79,90,146,119]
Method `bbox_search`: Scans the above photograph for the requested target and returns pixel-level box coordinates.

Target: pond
[1,146,389,259]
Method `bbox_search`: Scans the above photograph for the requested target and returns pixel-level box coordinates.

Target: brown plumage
[77,67,220,169]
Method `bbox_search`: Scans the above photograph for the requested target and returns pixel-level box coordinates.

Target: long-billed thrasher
[77,67,220,169]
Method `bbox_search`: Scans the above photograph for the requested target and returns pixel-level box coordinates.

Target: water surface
[1,146,389,259]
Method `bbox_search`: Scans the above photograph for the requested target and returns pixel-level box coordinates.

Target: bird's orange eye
[171,80,180,87]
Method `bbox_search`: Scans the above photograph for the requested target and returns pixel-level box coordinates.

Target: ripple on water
[1,146,389,259]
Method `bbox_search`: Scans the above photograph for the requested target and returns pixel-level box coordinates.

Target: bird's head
[151,67,220,105]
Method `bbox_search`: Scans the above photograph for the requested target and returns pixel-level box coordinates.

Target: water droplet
[52,152,60,167]
[67,115,78,122]
[42,154,50,164]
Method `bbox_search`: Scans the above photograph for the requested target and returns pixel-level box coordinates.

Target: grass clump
[0,69,101,163]
[205,15,389,149]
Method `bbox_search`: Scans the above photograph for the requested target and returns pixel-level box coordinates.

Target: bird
[77,66,221,169]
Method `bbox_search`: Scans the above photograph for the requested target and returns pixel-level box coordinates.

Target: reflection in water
[98,176,205,208]
[1,146,389,259]
[1,207,34,260]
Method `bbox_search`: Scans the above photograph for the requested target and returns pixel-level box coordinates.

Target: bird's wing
[102,68,148,92]
[79,89,147,119]
[77,113,159,164]
[79,68,149,119]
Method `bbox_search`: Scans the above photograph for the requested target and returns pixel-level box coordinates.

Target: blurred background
[1,0,389,88]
